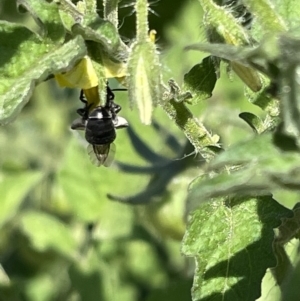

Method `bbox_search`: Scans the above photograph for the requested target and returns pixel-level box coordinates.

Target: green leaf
[196,0,265,92]
[182,195,292,301]
[0,29,86,124]
[141,161,197,239]
[24,274,58,301]
[183,56,217,105]
[271,190,300,210]
[199,0,252,45]
[19,210,77,259]
[146,279,193,301]
[0,265,9,286]
[243,0,287,34]
[123,240,168,287]
[208,133,278,168]
[69,247,137,301]
[54,0,84,32]
[244,85,280,117]
[0,171,43,227]
[186,170,270,213]
[281,251,300,301]
[272,0,300,30]
[231,61,263,92]
[239,112,264,133]
[72,16,122,55]
[185,39,277,78]
[85,0,97,15]
[57,137,134,237]
[187,133,300,209]
[185,42,250,61]
[258,205,300,301]
[278,37,300,142]
[69,264,104,301]
[17,0,65,42]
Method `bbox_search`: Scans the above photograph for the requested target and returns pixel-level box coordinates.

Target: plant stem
[243,0,287,33]
[103,0,119,28]
[160,82,221,161]
[85,0,97,15]
[55,0,83,23]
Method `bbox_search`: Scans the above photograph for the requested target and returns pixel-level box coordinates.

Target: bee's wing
[103,143,116,167]
[71,118,87,131]
[87,144,107,167]
[87,143,116,167]
[114,116,129,129]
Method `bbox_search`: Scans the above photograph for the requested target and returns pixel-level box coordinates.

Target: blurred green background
[0,0,262,300]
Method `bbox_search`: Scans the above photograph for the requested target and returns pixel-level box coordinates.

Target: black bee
[71,85,128,167]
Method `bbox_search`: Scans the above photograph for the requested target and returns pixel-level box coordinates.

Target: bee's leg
[106,84,127,119]
[76,108,87,117]
[78,90,93,119]
[79,89,88,105]
[107,85,115,103]
[113,104,121,114]
[106,85,118,119]
[107,85,126,114]
[105,85,115,111]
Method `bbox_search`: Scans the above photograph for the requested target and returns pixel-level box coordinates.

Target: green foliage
[182,196,291,301]
[0,172,43,226]
[1,0,300,301]
[183,57,217,105]
[0,0,87,124]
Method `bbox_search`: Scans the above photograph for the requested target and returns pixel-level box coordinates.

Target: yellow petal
[102,56,127,78]
[55,56,98,89]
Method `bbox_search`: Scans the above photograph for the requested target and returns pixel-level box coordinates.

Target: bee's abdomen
[85,119,116,145]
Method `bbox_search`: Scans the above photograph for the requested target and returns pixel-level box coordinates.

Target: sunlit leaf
[0,171,43,227]
[258,204,300,301]
[24,274,58,301]
[243,0,287,34]
[272,0,300,29]
[231,61,262,92]
[281,253,300,301]
[183,56,217,105]
[0,28,86,124]
[238,112,264,133]
[199,0,252,45]
[57,137,135,237]
[182,195,292,301]
[187,133,300,209]
[271,190,300,210]
[71,16,122,55]
[244,84,280,117]
[17,0,65,41]
[69,246,137,301]
[19,210,78,259]
[123,240,168,287]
